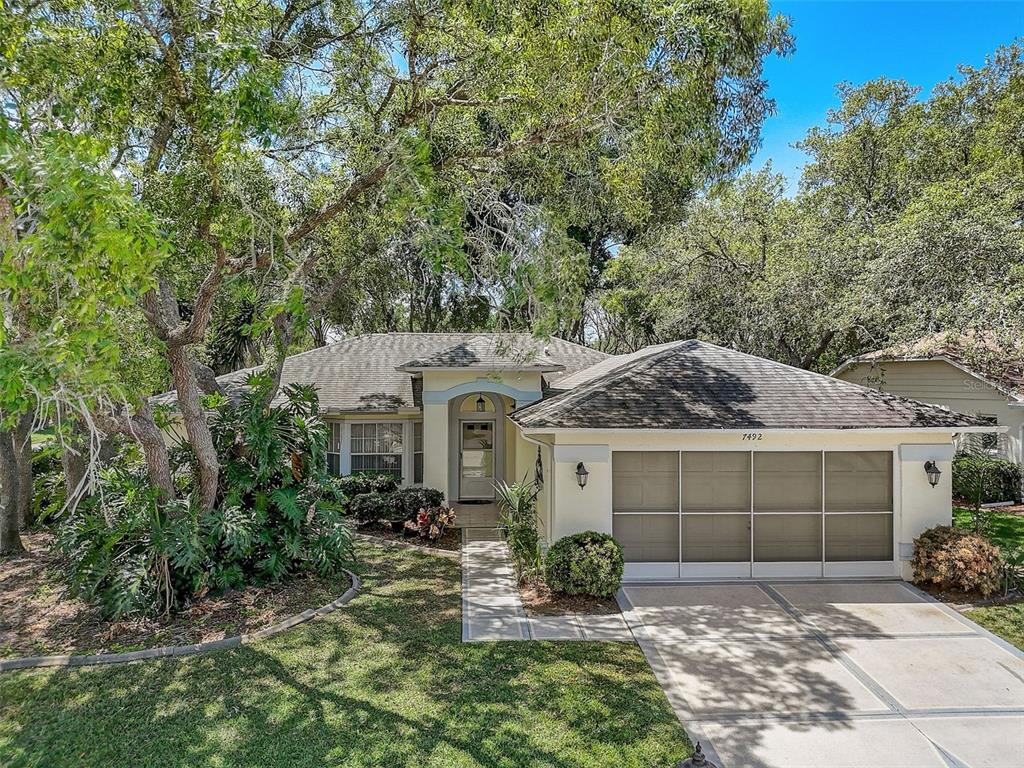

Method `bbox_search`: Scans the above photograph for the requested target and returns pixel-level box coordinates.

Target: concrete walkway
[620,580,1024,768]
[461,539,633,642]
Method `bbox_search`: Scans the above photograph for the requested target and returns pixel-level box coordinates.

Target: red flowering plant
[409,505,457,540]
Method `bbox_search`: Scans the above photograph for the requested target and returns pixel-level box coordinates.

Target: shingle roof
[396,334,565,371]
[836,331,1024,400]
[511,340,994,431]
[156,333,606,413]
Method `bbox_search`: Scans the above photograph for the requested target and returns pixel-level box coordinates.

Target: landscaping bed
[519,578,620,617]
[1,533,354,659]
[0,541,691,768]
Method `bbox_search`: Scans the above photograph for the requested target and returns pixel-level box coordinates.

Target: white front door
[459,420,496,499]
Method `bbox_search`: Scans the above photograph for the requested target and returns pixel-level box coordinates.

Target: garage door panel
[754,514,822,562]
[682,451,750,513]
[613,451,678,513]
[754,452,821,513]
[682,515,751,562]
[613,514,679,562]
[825,451,893,513]
[825,514,893,562]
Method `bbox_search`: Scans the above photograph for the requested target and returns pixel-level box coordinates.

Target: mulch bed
[913,579,1024,610]
[356,523,461,552]
[518,579,620,617]
[0,532,353,658]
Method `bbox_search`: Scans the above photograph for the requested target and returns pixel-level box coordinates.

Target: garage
[612,450,895,579]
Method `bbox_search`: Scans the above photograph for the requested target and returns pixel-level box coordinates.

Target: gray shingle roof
[157,333,606,413]
[396,334,565,371]
[511,340,993,431]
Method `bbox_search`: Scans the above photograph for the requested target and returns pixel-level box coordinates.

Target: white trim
[520,426,1002,434]
[898,444,956,461]
[752,561,823,578]
[348,420,408,483]
[824,561,899,578]
[553,444,610,463]
[680,562,752,578]
[623,563,679,580]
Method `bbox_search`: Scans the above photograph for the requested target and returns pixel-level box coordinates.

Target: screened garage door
[613,451,895,579]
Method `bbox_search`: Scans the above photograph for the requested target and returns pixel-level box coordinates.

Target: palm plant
[495,479,542,581]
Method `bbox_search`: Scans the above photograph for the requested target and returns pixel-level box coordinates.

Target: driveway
[618,581,1024,768]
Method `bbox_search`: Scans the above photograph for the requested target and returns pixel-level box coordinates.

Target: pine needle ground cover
[0,542,690,768]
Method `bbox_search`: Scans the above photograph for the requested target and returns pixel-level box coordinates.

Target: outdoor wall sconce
[575,461,589,489]
[475,394,486,412]
[924,460,942,487]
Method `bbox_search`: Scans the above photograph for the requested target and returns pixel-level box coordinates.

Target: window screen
[824,452,892,513]
[754,452,822,513]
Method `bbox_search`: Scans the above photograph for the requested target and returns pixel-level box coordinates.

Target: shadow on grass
[0,542,689,768]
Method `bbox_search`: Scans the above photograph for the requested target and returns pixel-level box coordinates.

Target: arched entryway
[448,392,506,501]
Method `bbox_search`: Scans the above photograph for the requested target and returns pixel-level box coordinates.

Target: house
[832,333,1024,465]
[189,333,1000,582]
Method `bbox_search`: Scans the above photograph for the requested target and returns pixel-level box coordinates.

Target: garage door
[613,451,895,579]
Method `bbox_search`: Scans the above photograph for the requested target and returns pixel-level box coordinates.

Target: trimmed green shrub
[545,531,624,598]
[387,487,445,521]
[912,525,1003,597]
[347,492,390,524]
[953,453,1022,504]
[336,472,400,499]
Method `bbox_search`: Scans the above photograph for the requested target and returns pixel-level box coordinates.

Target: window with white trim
[350,422,404,478]
[413,421,424,484]
[327,422,343,475]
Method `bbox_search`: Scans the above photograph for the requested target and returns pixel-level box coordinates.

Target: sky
[754,0,1024,193]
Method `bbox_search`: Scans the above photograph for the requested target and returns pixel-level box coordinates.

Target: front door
[460,420,496,499]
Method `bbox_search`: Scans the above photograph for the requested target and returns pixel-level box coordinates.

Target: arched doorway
[448,392,506,501]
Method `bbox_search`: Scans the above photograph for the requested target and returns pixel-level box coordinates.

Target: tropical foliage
[496,479,543,581]
[59,381,352,618]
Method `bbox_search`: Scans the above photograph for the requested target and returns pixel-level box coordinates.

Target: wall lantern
[475,394,486,412]
[924,460,942,487]
[575,461,589,490]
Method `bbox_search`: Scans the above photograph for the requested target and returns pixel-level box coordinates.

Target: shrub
[335,472,400,499]
[953,453,1022,505]
[347,492,390,524]
[912,525,1003,597]
[387,487,444,522]
[59,378,352,619]
[545,531,624,598]
[31,443,67,525]
[411,505,457,540]
[495,480,541,580]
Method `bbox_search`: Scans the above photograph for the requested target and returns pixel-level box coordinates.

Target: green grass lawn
[953,507,1024,651]
[953,506,1024,551]
[0,542,690,768]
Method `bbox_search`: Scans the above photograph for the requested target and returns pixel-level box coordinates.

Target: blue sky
[754,1,1024,193]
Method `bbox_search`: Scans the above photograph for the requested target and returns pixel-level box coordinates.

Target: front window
[977,414,999,452]
[351,423,404,479]
[413,421,424,484]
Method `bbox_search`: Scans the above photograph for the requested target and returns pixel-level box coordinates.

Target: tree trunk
[131,407,176,504]
[0,428,24,554]
[12,411,32,527]
[167,346,219,510]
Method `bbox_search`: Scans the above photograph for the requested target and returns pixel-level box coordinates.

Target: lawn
[953,507,1024,651]
[0,542,690,768]
[954,506,1024,551]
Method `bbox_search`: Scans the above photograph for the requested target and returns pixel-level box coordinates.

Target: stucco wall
[836,360,1023,463]
[541,429,955,581]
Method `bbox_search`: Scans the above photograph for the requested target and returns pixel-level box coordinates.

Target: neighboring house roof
[395,334,565,372]
[511,339,996,431]
[832,331,1024,402]
[156,333,606,413]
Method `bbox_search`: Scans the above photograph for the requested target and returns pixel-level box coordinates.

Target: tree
[4,0,791,515]
[0,131,164,552]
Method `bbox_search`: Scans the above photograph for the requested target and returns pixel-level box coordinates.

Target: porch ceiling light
[575,461,589,490]
[924,460,942,487]
[475,394,486,412]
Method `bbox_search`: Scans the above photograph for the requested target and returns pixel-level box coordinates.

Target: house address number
[742,433,763,441]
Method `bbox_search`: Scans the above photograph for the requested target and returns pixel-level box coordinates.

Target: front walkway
[620,580,1024,768]
[461,540,633,642]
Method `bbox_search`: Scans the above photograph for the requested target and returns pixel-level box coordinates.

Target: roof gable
[512,340,994,431]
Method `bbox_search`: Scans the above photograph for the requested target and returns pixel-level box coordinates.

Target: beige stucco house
[195,333,999,582]
[832,334,1024,465]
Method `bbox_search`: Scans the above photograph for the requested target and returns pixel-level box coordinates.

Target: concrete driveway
[618,581,1024,768]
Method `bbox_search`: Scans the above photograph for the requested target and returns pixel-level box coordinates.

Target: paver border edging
[351,532,460,561]
[0,569,362,672]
